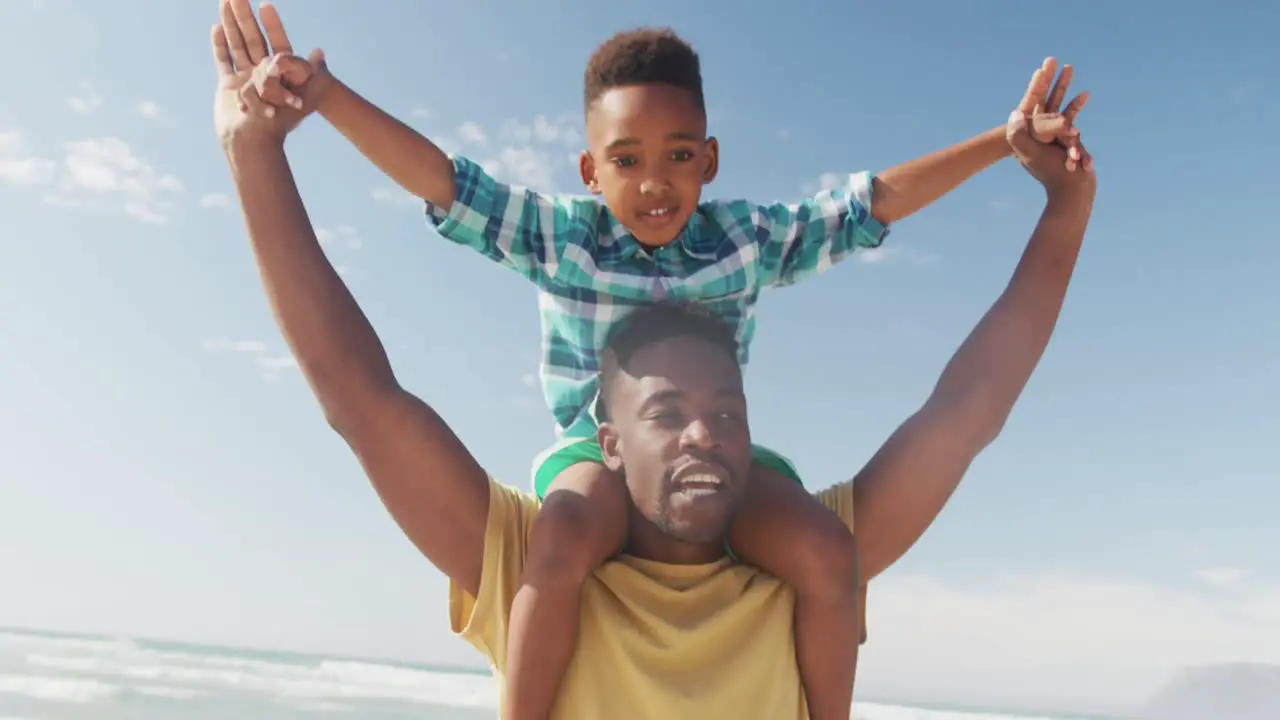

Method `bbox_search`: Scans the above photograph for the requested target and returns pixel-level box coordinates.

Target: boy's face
[580,84,719,249]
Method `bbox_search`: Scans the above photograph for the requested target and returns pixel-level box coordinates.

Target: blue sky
[1,0,1277,714]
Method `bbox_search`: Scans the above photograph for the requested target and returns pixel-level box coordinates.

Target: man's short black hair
[598,302,739,419]
[583,28,705,112]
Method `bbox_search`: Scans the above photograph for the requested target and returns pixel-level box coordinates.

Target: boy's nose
[639,178,671,196]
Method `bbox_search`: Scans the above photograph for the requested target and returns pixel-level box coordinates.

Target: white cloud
[520,373,538,388]
[860,570,1280,712]
[370,186,420,208]
[857,245,938,267]
[1198,566,1250,588]
[0,130,56,186]
[410,108,431,119]
[457,121,487,144]
[316,225,362,250]
[67,84,103,115]
[481,146,557,191]
[777,128,791,141]
[43,137,183,224]
[202,338,298,381]
[817,172,846,192]
[199,192,233,210]
[136,101,162,119]
[500,114,581,147]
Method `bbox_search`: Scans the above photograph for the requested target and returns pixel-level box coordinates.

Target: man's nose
[680,418,720,450]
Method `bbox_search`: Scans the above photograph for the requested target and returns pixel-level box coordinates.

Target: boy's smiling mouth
[637,204,680,226]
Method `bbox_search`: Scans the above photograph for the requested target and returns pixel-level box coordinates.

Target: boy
[230,5,1085,718]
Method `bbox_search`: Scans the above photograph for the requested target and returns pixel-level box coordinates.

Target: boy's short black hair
[583,28,705,113]
[598,302,739,420]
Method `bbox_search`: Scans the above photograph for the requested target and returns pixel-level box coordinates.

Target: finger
[1062,91,1090,123]
[230,0,269,64]
[254,66,303,110]
[1030,113,1079,140]
[240,84,276,119]
[1045,64,1074,114]
[1078,141,1093,173]
[219,0,253,71]
[211,25,234,76]
[259,3,293,56]
[273,54,312,88]
[1016,58,1055,115]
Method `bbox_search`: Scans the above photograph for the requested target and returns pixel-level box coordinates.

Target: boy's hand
[1007,105,1096,201]
[1016,57,1091,172]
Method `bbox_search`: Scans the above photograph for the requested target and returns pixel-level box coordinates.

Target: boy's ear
[598,423,624,473]
[702,137,720,184]
[579,150,602,194]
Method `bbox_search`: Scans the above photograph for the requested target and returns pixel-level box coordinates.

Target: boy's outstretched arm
[869,57,1086,225]
[870,125,1010,225]
[317,80,456,209]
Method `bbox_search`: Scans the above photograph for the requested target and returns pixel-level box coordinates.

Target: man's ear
[702,136,720,184]
[597,423,624,473]
[579,150,601,194]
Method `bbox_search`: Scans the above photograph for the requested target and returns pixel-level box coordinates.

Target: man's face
[598,335,751,549]
[579,84,719,249]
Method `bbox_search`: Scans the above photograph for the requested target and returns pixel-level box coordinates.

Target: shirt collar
[603,206,718,261]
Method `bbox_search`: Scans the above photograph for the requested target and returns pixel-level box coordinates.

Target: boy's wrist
[314,76,349,117]
[984,125,1015,159]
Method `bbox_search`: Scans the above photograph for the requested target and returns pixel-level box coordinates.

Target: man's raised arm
[852,93,1097,583]
[213,5,490,595]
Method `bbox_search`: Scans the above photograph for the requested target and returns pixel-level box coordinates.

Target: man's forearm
[224,139,398,424]
[871,126,1010,225]
[318,80,456,209]
[931,188,1093,444]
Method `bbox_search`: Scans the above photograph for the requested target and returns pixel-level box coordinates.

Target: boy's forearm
[870,126,1010,225]
[224,138,399,423]
[317,80,456,209]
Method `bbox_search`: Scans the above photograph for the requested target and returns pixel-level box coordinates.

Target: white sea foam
[0,630,1080,718]
[8,631,496,710]
[854,703,1060,720]
[131,684,206,700]
[0,673,118,703]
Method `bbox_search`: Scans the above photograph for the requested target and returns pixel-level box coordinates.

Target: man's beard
[651,468,739,544]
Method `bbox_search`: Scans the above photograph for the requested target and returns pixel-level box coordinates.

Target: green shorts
[532,436,802,500]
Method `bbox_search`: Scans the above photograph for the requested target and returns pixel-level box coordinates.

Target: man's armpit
[448,478,539,668]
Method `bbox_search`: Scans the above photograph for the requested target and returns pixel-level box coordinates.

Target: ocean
[0,628,1095,720]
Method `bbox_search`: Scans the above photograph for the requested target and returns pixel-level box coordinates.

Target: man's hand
[1015,57,1092,172]
[212,0,327,147]
[1008,103,1097,201]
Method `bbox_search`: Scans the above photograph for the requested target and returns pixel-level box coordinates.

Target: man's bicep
[341,388,491,596]
[850,398,981,582]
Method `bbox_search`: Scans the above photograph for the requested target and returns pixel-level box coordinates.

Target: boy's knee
[789,511,858,601]
[526,465,625,586]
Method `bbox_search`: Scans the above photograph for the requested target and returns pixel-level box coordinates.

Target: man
[211,6,1095,719]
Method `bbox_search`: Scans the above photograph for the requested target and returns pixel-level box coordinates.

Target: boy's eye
[612,156,637,168]
[670,149,695,162]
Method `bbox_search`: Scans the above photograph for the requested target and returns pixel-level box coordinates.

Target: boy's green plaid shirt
[426,156,889,440]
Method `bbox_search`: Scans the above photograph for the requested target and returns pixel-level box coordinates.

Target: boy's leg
[504,444,627,720]
[727,451,861,720]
